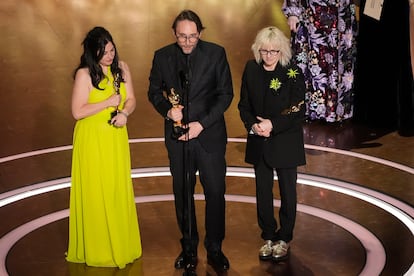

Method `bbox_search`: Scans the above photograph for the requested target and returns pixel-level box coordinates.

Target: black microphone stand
[181,56,196,276]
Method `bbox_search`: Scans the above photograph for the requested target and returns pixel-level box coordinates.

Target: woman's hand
[254,116,273,137]
[287,16,299,33]
[106,93,121,107]
[111,110,128,127]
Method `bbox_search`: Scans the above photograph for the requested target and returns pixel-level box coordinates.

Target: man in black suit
[148,9,233,272]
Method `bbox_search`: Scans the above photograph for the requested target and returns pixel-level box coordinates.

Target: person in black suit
[148,10,233,272]
[238,26,306,262]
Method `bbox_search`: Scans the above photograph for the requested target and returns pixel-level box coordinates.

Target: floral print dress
[283,0,358,122]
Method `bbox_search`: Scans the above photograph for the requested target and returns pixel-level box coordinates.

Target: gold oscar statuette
[168,88,188,139]
[108,73,121,125]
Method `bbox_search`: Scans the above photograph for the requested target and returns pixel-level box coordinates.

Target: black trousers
[254,158,297,242]
[168,139,226,254]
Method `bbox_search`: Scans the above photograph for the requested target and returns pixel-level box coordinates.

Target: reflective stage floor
[0,1,413,276]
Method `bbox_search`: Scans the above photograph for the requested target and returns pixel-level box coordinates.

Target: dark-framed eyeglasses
[259,49,280,56]
[176,34,199,43]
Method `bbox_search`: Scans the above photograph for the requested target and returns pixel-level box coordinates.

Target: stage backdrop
[354,0,414,136]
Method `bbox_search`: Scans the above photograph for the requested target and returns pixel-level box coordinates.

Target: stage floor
[0,1,413,275]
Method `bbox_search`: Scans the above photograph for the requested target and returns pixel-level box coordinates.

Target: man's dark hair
[172,10,205,33]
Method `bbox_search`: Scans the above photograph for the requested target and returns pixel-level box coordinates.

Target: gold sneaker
[258,240,273,260]
[271,240,289,261]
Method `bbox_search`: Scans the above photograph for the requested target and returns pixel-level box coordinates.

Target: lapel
[256,63,267,113]
[256,62,286,114]
[166,47,185,93]
[186,41,204,90]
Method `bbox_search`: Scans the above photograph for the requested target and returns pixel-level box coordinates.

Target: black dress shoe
[207,250,230,271]
[174,251,198,269]
[175,252,185,269]
[183,263,197,276]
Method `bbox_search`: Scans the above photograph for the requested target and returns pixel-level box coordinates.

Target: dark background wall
[354,0,414,136]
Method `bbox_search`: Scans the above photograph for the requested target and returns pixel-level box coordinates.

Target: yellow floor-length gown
[66,68,142,268]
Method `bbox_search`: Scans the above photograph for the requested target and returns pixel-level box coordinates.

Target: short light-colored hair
[251,26,292,67]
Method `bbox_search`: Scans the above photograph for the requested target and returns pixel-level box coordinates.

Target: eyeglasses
[259,49,280,56]
[176,34,199,43]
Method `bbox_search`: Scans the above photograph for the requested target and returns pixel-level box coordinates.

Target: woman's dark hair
[74,26,123,89]
[171,10,205,33]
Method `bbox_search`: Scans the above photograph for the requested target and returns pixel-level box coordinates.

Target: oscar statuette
[108,73,121,125]
[168,88,188,139]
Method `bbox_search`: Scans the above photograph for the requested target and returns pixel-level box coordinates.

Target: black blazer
[238,60,306,168]
[148,40,234,153]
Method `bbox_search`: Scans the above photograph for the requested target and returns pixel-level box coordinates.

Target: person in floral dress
[282,0,358,122]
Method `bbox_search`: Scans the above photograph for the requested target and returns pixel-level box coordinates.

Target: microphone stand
[182,56,196,276]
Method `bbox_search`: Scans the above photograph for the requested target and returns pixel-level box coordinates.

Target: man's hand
[178,121,204,141]
[168,105,184,122]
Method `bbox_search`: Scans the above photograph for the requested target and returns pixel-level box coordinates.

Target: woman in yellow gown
[66,26,141,269]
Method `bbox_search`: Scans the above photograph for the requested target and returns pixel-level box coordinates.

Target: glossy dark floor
[0,1,413,276]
